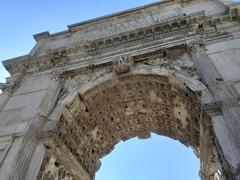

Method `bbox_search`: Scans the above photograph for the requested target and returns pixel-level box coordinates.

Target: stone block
[0,137,23,180]
[14,74,51,96]
[207,39,240,55]
[209,49,240,82]
[3,90,46,112]
[0,122,29,137]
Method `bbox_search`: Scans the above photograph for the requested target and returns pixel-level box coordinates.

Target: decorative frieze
[3,5,240,76]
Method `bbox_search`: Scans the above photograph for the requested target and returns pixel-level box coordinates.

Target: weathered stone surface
[1,0,240,179]
[24,144,46,180]
[0,137,23,180]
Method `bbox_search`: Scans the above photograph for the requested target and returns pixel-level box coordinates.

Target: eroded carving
[0,74,22,94]
[39,74,204,178]
[37,149,75,180]
[113,55,133,75]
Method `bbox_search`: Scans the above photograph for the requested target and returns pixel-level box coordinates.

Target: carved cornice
[83,10,200,53]
[3,5,240,76]
[3,49,70,76]
[33,0,198,42]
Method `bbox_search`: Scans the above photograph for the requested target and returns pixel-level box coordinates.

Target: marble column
[189,40,240,180]
[8,80,61,180]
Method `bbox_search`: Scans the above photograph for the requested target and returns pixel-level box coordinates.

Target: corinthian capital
[186,38,206,53]
[113,55,134,75]
[0,74,23,95]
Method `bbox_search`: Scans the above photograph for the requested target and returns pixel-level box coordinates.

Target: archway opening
[39,74,208,180]
[59,74,201,178]
[96,133,200,180]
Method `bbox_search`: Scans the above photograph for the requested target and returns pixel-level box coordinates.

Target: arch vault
[1,0,240,180]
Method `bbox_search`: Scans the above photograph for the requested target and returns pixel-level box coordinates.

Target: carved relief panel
[37,150,75,180]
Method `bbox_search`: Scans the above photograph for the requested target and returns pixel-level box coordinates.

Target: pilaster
[188,39,240,179]
[8,77,62,180]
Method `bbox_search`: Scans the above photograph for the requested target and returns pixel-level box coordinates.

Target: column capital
[186,38,206,53]
[0,73,23,95]
[50,70,70,85]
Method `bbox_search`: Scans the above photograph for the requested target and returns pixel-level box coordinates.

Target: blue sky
[96,134,200,180]
[0,0,207,179]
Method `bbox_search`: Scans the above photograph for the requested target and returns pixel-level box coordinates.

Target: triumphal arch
[1,0,240,179]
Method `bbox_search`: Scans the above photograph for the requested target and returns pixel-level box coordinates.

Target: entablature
[2,1,240,76]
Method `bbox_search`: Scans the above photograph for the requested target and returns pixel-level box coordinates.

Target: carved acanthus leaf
[113,55,133,75]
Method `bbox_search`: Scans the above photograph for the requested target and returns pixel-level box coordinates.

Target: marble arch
[1,0,240,180]
[37,68,220,180]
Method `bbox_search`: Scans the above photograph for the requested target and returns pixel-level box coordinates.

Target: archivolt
[54,74,202,178]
